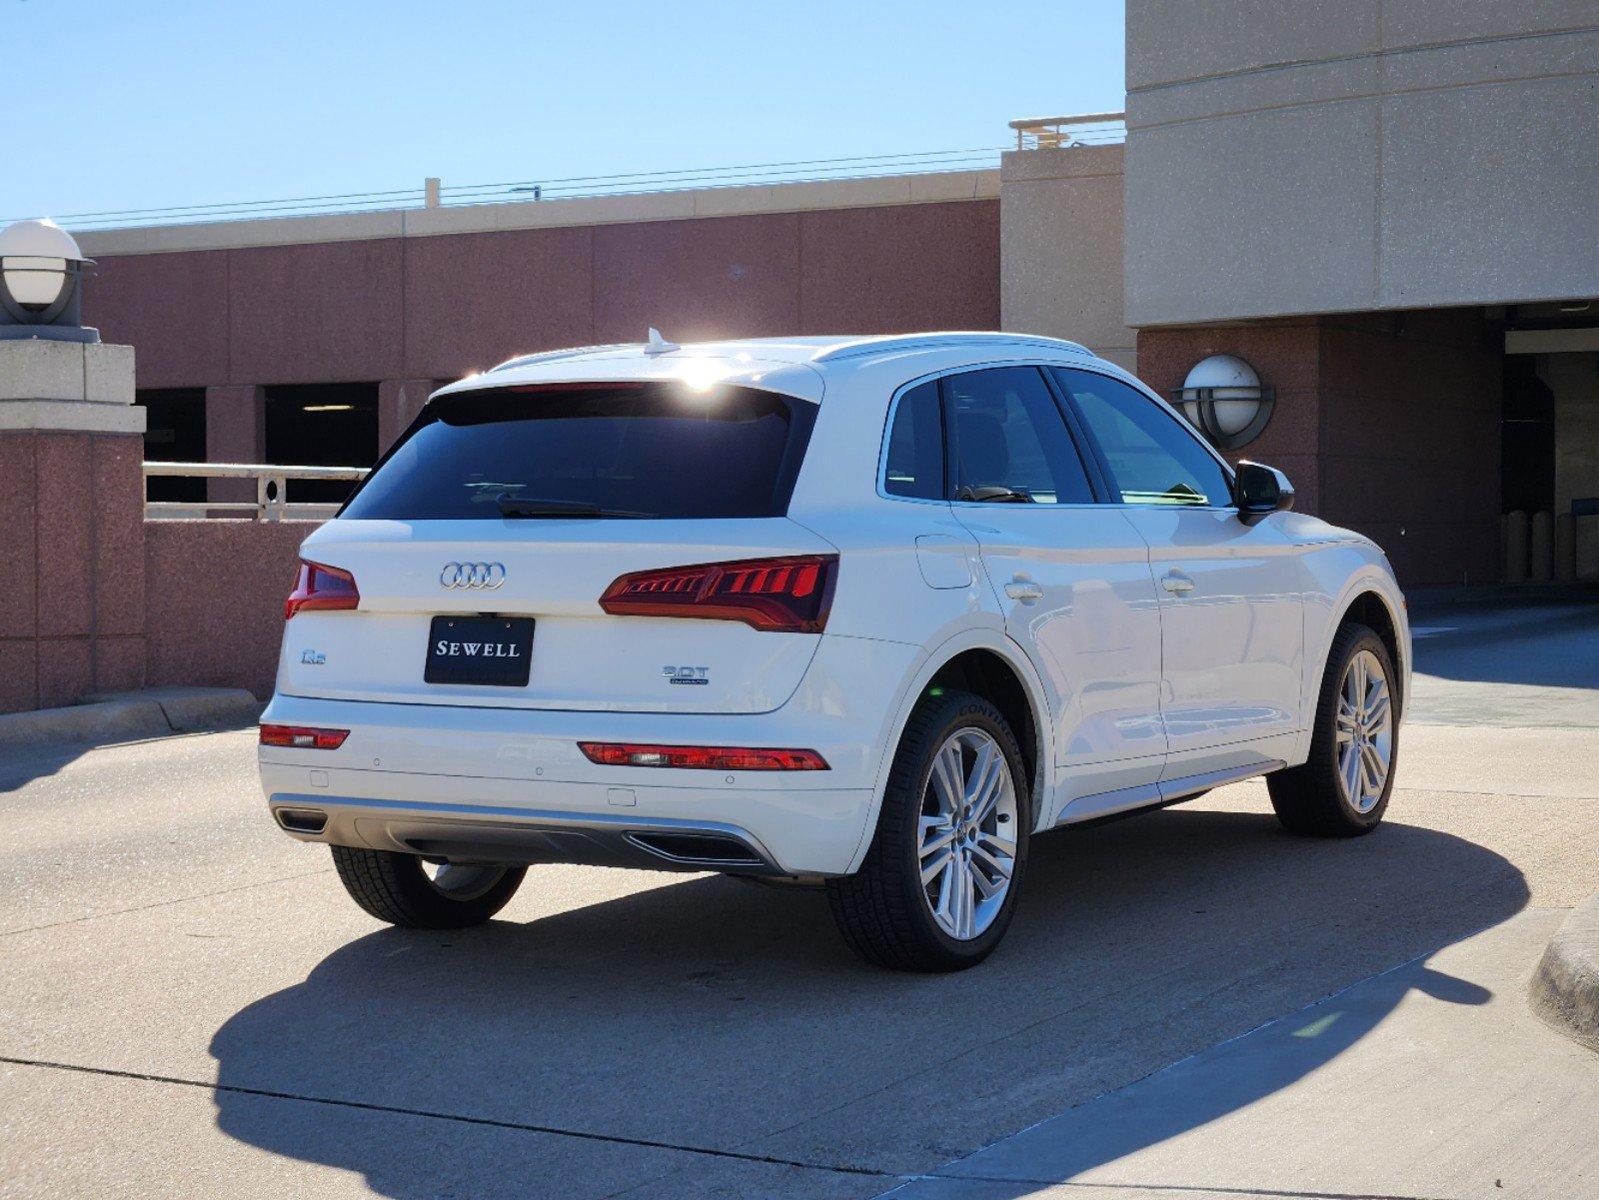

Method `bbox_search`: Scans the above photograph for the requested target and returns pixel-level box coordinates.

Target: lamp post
[0,218,98,343]
[1170,353,1274,450]
[0,218,140,712]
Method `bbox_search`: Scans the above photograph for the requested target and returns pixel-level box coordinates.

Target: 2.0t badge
[663,665,709,686]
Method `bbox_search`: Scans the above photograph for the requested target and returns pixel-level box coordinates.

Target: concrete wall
[1124,2,1599,326]
[1138,307,1503,587]
[79,173,1002,393]
[999,144,1135,370]
[143,521,313,700]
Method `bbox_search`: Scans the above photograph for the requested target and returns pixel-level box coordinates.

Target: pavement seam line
[0,867,335,938]
[0,1054,904,1181]
[1394,785,1599,802]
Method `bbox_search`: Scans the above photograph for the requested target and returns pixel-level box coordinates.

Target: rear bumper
[260,761,874,877]
[258,634,920,876]
[268,793,792,875]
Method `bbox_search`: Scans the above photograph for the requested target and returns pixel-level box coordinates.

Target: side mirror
[1235,460,1295,525]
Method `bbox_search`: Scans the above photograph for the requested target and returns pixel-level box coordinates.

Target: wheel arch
[844,630,1054,875]
[1316,583,1408,724]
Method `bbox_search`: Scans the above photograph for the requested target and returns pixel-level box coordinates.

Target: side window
[882,381,944,499]
[1055,368,1232,507]
[943,367,1095,505]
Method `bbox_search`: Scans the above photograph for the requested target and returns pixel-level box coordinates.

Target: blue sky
[5,0,1124,223]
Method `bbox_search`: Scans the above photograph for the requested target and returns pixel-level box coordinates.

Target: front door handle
[1161,571,1195,596]
[1005,580,1045,603]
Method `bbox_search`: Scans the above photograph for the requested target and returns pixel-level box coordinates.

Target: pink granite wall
[85,200,1002,391]
[0,431,147,712]
[1138,309,1502,587]
[142,520,315,699]
[27,201,999,712]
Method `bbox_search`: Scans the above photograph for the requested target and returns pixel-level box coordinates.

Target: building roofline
[75,168,1000,258]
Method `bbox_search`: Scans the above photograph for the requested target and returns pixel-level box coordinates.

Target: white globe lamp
[1172,354,1274,449]
[0,218,98,343]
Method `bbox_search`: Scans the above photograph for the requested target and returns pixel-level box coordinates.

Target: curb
[0,687,263,752]
[1530,895,1599,1052]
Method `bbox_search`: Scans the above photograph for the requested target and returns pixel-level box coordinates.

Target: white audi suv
[259,332,1408,971]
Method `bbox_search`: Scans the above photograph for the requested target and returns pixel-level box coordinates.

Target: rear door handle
[1005,580,1045,603]
[1161,571,1195,595]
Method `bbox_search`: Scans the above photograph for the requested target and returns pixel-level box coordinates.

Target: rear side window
[1054,368,1232,507]
[944,367,1095,504]
[340,383,816,521]
[883,381,944,499]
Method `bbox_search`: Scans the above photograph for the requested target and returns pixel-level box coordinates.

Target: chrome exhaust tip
[275,807,329,835]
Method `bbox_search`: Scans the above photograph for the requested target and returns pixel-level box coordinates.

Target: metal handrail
[1008,112,1127,151]
[143,461,367,522]
[28,144,1014,232]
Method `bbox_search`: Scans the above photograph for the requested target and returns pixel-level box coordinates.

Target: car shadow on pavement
[207,806,1527,1199]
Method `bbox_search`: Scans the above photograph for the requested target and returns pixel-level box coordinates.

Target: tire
[330,846,526,929]
[827,689,1031,972]
[1268,622,1399,837]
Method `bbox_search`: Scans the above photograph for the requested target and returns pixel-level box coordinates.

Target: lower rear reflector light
[578,742,828,771]
[260,725,349,750]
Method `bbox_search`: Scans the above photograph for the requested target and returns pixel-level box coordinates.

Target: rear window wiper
[958,485,1034,503]
[495,495,654,519]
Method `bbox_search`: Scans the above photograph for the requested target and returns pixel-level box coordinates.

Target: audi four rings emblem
[439,562,506,590]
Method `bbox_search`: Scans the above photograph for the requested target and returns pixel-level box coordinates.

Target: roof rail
[488,343,637,372]
[811,332,1096,364]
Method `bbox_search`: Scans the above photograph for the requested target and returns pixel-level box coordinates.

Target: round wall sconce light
[1171,354,1273,449]
[0,218,99,343]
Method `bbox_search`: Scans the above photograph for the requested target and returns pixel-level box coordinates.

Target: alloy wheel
[918,728,1019,940]
[1334,649,1393,813]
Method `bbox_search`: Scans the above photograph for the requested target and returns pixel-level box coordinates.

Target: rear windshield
[340,383,816,521]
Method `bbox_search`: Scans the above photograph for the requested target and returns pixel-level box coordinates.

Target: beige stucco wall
[999,144,1135,371]
[1124,1,1599,326]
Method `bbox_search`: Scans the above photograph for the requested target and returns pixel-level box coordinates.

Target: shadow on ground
[0,741,109,790]
[1411,601,1599,690]
[209,807,1527,1199]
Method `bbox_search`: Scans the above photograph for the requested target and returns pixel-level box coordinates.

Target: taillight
[578,742,829,770]
[259,724,349,749]
[598,554,837,633]
[285,560,359,620]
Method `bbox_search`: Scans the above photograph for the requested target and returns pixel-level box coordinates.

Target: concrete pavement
[891,911,1599,1200]
[0,597,1596,1198]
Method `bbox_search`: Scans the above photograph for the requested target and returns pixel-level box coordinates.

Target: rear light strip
[285,560,360,620]
[260,725,350,750]
[578,742,829,771]
[599,554,837,634]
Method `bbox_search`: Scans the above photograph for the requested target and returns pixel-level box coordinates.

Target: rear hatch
[277,380,834,714]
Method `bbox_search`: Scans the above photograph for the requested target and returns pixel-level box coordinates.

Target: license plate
[425,616,534,687]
